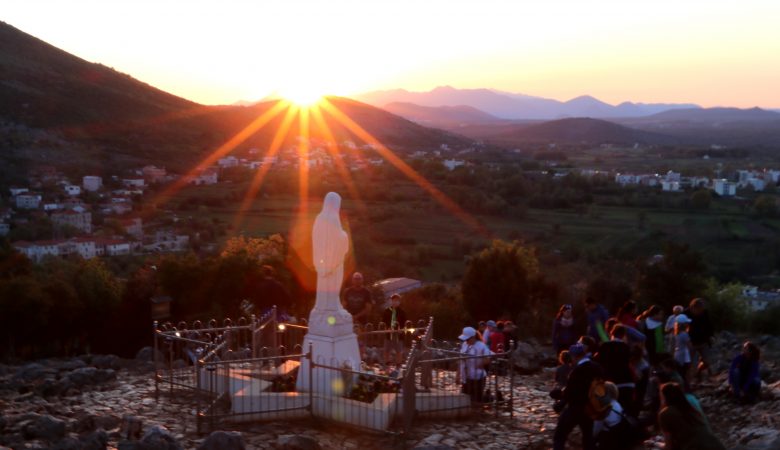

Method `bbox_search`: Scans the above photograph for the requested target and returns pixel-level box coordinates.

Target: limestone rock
[139,425,183,450]
[22,414,66,441]
[277,434,321,450]
[81,429,109,450]
[92,355,121,371]
[197,431,245,450]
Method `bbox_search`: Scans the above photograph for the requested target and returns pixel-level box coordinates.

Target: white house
[142,165,167,183]
[746,178,766,192]
[712,179,737,196]
[661,180,681,192]
[0,223,9,236]
[95,238,132,256]
[218,156,239,168]
[189,168,218,185]
[51,209,92,234]
[13,240,61,262]
[665,171,682,182]
[15,193,42,210]
[741,285,780,311]
[9,187,29,196]
[122,178,146,188]
[64,185,81,196]
[443,159,465,171]
[83,176,103,192]
[615,174,637,185]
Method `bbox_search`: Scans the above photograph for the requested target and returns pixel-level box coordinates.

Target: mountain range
[355,86,702,120]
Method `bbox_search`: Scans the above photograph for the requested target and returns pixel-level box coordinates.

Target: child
[729,341,761,404]
[665,305,684,353]
[554,350,573,389]
[674,315,693,388]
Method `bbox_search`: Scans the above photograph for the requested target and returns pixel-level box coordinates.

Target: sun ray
[153,99,290,207]
[297,107,310,217]
[308,104,366,214]
[232,104,299,231]
[318,98,488,235]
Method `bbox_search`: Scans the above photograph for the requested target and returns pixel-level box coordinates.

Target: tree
[690,189,712,209]
[461,240,539,319]
[635,242,707,311]
[753,195,778,217]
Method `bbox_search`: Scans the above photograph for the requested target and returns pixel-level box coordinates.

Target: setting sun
[278,86,324,107]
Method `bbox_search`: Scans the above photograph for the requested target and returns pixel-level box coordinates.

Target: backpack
[586,378,612,420]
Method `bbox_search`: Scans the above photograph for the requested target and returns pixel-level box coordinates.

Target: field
[164,177,780,285]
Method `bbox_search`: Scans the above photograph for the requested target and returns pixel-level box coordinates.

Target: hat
[676,314,692,324]
[486,320,497,328]
[458,326,477,341]
[569,343,586,357]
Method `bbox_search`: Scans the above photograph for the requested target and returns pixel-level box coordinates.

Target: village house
[122,178,145,188]
[661,180,681,192]
[51,209,92,234]
[13,240,62,262]
[64,185,81,196]
[121,217,143,238]
[218,156,239,168]
[712,179,737,196]
[9,187,29,196]
[741,285,780,311]
[142,165,167,183]
[443,159,465,171]
[0,223,9,236]
[95,238,132,257]
[82,175,103,192]
[15,193,42,210]
[188,168,219,185]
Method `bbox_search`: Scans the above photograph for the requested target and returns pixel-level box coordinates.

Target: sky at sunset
[4,0,780,108]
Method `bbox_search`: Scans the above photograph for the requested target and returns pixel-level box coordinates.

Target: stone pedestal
[296,308,361,395]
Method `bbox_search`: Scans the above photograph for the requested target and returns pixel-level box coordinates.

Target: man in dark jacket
[594,325,636,416]
[553,343,604,450]
[685,298,714,380]
[585,297,610,345]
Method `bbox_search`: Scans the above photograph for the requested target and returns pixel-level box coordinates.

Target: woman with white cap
[458,326,490,403]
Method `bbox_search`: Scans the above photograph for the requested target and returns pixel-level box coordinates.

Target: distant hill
[355,86,701,120]
[0,22,476,174]
[382,102,502,127]
[633,107,780,124]
[453,118,679,146]
[618,107,780,147]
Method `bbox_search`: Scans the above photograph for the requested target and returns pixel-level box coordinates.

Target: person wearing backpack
[593,381,637,450]
[553,343,604,450]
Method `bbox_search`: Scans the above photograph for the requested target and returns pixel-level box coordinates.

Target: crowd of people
[244,268,763,449]
[549,296,762,450]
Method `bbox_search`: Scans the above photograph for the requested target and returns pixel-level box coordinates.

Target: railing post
[250,314,257,359]
[195,357,201,434]
[153,321,159,401]
[272,305,278,357]
[402,342,417,434]
[307,343,314,417]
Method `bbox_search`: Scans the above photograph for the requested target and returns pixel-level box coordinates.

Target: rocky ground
[0,332,778,450]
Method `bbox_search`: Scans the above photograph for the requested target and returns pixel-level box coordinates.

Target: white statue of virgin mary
[312,192,349,313]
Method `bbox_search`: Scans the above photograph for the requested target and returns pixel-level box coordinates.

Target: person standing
[673,315,693,388]
[342,272,373,326]
[553,343,604,450]
[585,297,610,345]
[665,305,684,353]
[595,325,636,417]
[552,304,578,355]
[685,298,714,381]
[382,294,407,366]
[458,326,490,403]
